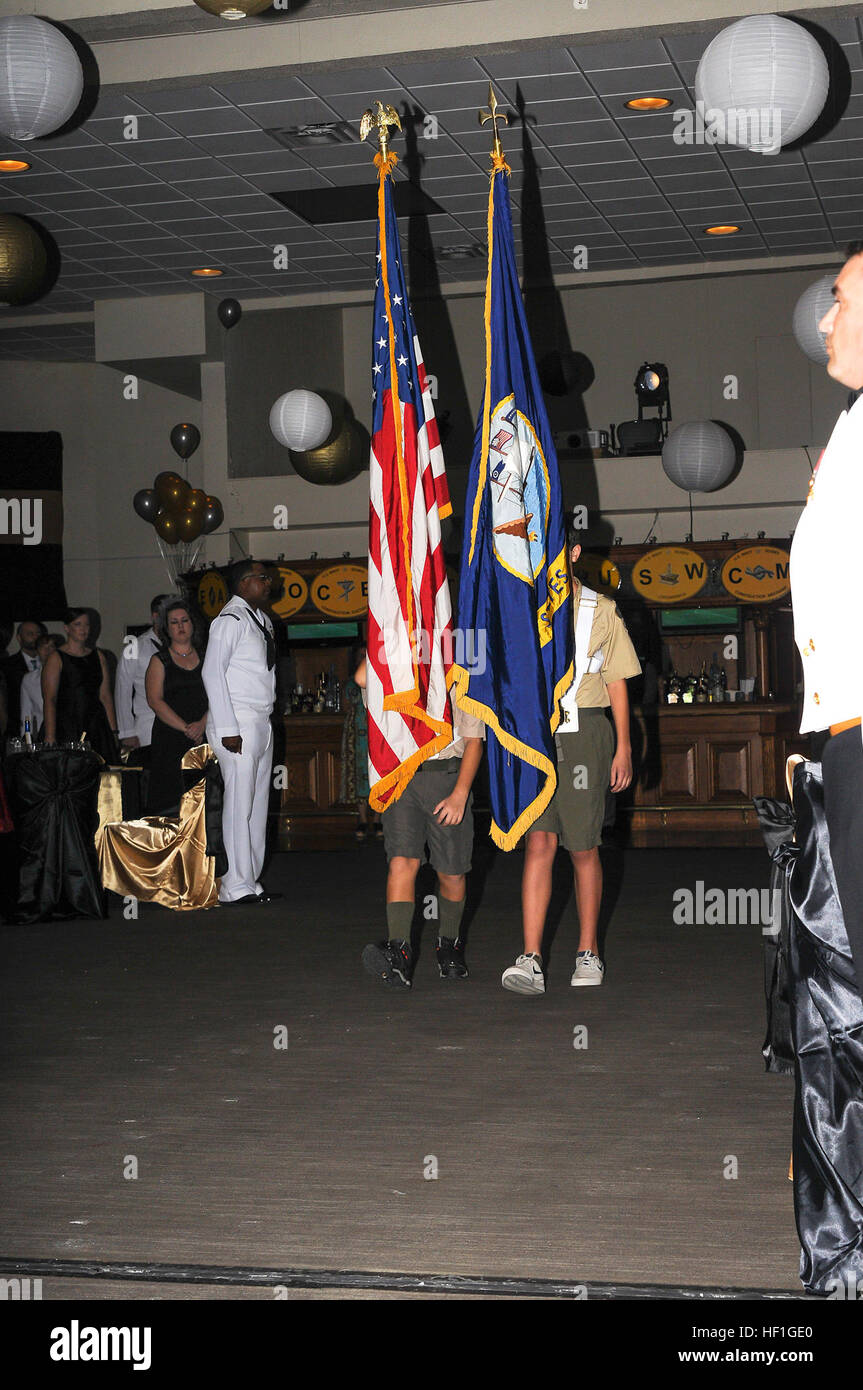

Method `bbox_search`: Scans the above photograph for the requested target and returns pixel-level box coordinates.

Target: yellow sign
[721,546,790,603]
[311,563,368,618]
[573,553,621,596]
[270,566,309,620]
[197,569,228,619]
[633,546,707,604]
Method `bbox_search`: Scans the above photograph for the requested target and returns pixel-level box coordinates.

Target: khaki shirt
[430,701,486,760]
[559,581,641,718]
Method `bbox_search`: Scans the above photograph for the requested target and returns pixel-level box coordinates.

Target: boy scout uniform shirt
[558,580,641,722]
[427,703,486,760]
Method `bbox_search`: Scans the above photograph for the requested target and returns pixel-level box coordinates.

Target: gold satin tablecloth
[96,745,219,911]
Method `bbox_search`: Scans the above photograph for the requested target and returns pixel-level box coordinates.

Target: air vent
[438,244,485,261]
[266,122,356,149]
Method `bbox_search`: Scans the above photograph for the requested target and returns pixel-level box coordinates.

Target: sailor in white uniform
[791,241,863,1002]
[115,595,165,759]
[202,560,280,905]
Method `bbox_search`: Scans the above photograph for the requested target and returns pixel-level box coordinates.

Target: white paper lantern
[662,422,737,494]
[792,273,835,364]
[269,390,332,452]
[695,14,829,154]
[0,17,84,142]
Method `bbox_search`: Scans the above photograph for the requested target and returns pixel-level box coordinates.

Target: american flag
[367,154,455,811]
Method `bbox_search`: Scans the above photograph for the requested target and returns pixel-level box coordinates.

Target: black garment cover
[788,760,863,1295]
[753,795,796,1075]
[181,756,228,879]
[5,747,106,923]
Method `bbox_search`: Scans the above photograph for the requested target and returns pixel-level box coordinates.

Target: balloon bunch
[132,424,224,584]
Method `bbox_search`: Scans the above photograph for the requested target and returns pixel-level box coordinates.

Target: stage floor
[0,840,802,1299]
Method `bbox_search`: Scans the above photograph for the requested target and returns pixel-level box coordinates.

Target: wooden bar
[620,702,807,847]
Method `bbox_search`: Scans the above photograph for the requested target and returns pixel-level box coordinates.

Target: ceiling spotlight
[624,97,673,111]
[0,158,29,172]
[192,0,273,18]
[705,224,740,236]
[191,267,223,277]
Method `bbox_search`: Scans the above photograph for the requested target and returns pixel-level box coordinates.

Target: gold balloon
[177,509,204,542]
[154,471,189,510]
[154,509,179,544]
[290,419,366,486]
[186,488,207,514]
[0,213,49,306]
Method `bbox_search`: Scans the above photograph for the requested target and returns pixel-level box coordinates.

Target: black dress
[54,649,117,764]
[147,651,208,816]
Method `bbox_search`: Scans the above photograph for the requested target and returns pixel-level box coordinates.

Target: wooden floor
[0,836,802,1298]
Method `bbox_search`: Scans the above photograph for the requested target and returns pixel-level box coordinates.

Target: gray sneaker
[501,953,545,995]
[570,950,604,986]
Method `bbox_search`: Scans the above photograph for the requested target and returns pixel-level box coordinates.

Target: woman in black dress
[144,598,208,815]
[41,608,119,761]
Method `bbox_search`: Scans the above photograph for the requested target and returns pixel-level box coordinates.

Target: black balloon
[217,298,242,330]
[133,488,158,523]
[201,496,224,534]
[170,423,201,461]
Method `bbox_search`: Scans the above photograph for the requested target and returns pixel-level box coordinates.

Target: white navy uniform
[202,596,276,903]
[791,395,863,734]
[115,626,159,745]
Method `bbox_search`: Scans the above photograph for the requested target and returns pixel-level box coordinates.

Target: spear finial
[479,82,509,159]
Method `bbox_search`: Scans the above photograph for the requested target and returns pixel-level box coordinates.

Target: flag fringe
[368,720,454,812]
[451,663,557,851]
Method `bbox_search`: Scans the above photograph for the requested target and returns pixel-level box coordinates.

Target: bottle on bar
[23,717,33,749]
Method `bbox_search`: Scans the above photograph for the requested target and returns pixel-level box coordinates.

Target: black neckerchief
[241,601,275,670]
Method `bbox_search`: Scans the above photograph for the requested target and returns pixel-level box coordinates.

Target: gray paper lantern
[792,273,835,364]
[269,389,332,452]
[695,15,829,154]
[662,422,736,494]
[0,16,84,141]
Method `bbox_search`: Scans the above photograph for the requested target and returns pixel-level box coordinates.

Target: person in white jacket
[791,240,863,1002]
[114,595,166,763]
[201,560,280,906]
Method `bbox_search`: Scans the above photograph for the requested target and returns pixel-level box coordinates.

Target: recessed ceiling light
[0,159,30,172]
[191,0,273,18]
[624,97,673,111]
[191,267,223,277]
[704,225,740,236]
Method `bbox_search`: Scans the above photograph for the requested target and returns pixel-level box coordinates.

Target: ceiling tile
[587,65,683,99]
[139,85,232,114]
[162,107,262,138]
[573,37,670,70]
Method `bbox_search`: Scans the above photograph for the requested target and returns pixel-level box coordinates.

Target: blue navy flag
[452,156,573,850]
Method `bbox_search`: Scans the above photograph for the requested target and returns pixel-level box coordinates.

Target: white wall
[1,359,201,652]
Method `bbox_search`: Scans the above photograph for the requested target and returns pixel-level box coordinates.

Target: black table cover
[788,760,863,1296]
[5,748,106,923]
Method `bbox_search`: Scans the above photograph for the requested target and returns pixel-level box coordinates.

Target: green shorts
[532,709,614,851]
[382,758,474,876]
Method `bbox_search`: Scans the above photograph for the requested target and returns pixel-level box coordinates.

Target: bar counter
[621,701,807,847]
[275,703,809,851]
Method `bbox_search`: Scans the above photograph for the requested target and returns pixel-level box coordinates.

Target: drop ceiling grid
[1,23,861,335]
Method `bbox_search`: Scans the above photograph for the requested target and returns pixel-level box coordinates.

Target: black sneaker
[362,939,413,988]
[436,936,469,980]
